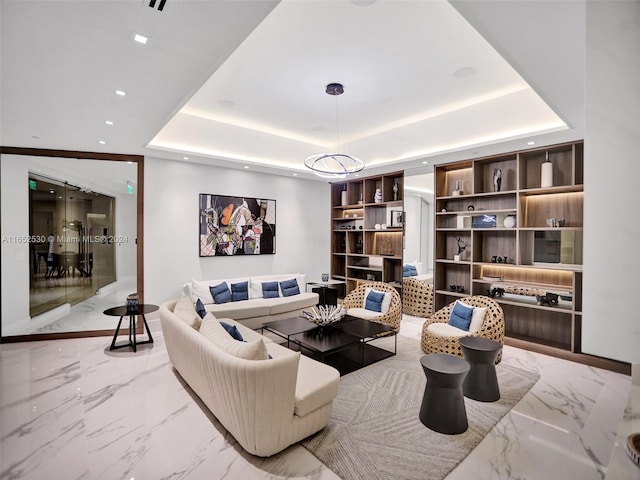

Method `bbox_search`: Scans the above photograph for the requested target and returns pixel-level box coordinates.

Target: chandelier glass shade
[305,83,364,179]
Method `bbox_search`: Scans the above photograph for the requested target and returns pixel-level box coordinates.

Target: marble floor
[0,314,634,480]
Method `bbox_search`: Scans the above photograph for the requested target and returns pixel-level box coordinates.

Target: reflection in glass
[29,174,116,317]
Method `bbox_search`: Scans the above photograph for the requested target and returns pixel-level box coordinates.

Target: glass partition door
[29,174,116,317]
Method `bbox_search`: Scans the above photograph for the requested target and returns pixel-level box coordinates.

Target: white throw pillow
[459,301,487,333]
[173,295,201,330]
[363,287,392,314]
[191,279,215,304]
[199,314,268,360]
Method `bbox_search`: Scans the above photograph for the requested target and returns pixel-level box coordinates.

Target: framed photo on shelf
[390,210,404,227]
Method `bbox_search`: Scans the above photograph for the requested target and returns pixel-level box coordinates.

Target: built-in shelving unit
[434,141,584,353]
[330,171,404,296]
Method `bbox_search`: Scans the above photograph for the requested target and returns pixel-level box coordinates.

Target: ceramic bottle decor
[393,182,399,201]
[493,168,502,192]
[541,152,553,187]
[374,188,383,203]
[341,186,347,206]
[452,180,463,196]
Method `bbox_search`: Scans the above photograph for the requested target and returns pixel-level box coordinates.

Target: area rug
[301,335,540,480]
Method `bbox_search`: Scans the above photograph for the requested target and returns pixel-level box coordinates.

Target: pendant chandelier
[304,83,364,179]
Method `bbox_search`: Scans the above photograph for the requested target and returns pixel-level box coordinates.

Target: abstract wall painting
[199,194,276,256]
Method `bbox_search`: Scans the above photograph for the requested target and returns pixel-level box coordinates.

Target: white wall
[404,192,434,272]
[0,154,137,328]
[582,1,640,363]
[143,157,331,304]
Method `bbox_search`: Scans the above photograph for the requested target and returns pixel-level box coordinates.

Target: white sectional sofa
[160,297,340,457]
[183,273,318,329]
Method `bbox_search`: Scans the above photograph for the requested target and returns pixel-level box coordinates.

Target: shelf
[348,266,383,272]
[519,185,583,196]
[434,140,584,354]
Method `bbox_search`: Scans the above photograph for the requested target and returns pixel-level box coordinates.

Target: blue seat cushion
[279,278,300,297]
[364,290,385,312]
[403,265,418,277]
[220,321,244,341]
[262,281,280,299]
[448,301,474,331]
[195,298,207,318]
[209,282,232,304]
[230,281,249,302]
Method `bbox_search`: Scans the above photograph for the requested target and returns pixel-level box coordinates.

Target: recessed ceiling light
[293,173,298,176]
[105,120,114,125]
[127,161,133,165]
[453,66,477,78]
[133,33,148,44]
[115,90,126,96]
[98,140,106,145]
[527,141,536,145]
[422,161,428,164]
[183,156,189,160]
[218,99,235,108]
[244,166,250,169]
[49,189,55,194]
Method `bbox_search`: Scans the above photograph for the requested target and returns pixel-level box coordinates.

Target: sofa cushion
[173,295,201,330]
[427,322,470,338]
[220,318,274,344]
[205,300,271,320]
[448,300,474,330]
[363,287,392,314]
[346,307,383,320]
[195,298,207,319]
[210,282,232,304]
[248,274,306,299]
[459,301,487,333]
[262,281,280,299]
[403,265,418,277]
[364,289,385,312]
[230,281,249,302]
[220,321,244,341]
[200,314,268,360]
[191,278,215,304]
[266,342,339,417]
[266,292,318,315]
[279,278,300,297]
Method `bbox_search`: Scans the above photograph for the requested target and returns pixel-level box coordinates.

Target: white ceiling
[1,0,585,181]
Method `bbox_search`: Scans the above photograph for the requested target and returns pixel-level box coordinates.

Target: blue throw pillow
[448,301,474,330]
[195,298,206,319]
[209,282,231,304]
[220,321,244,341]
[262,281,280,299]
[231,281,249,302]
[279,278,300,297]
[403,265,418,277]
[364,290,385,312]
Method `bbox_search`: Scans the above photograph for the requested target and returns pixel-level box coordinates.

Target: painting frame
[199,193,276,257]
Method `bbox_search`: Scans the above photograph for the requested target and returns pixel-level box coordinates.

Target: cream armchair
[341,282,402,332]
[421,296,505,363]
[402,276,434,318]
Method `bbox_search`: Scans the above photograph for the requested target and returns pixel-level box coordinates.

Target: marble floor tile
[0,315,632,480]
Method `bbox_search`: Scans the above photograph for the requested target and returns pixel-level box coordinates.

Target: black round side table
[419,353,470,434]
[103,304,158,352]
[458,336,502,402]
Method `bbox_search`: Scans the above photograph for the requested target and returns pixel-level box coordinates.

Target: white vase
[341,189,347,206]
[541,156,553,188]
[374,188,383,203]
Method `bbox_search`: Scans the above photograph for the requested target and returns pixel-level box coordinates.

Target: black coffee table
[262,315,396,375]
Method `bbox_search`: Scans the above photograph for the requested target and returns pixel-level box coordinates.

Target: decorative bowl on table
[302,305,346,327]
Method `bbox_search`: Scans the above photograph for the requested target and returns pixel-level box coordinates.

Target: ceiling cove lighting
[105,120,114,125]
[98,140,106,145]
[304,83,364,179]
[115,90,126,96]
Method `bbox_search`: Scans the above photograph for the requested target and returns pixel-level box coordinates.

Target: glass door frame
[0,146,144,342]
